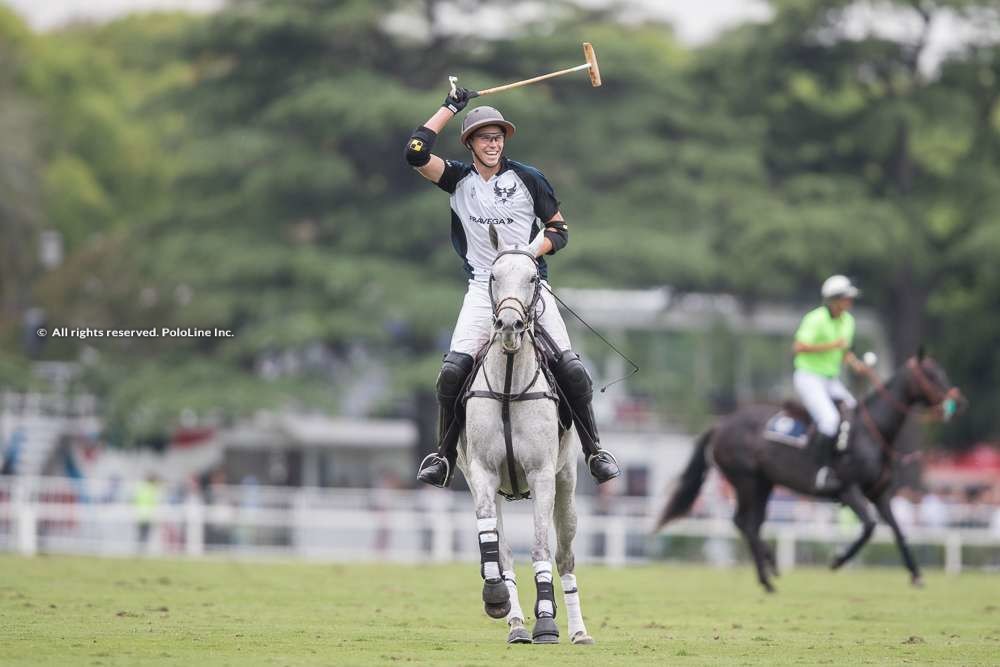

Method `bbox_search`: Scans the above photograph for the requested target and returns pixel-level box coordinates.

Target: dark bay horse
[657,352,965,592]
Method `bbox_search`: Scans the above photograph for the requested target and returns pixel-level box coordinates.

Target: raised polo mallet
[449,42,601,99]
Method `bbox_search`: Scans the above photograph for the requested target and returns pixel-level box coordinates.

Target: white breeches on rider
[793,369,856,437]
[449,279,572,356]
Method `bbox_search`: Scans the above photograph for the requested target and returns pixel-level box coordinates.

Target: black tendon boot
[809,431,842,493]
[417,351,474,487]
[552,351,622,484]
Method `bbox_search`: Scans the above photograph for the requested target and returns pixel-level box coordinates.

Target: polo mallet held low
[449,42,601,100]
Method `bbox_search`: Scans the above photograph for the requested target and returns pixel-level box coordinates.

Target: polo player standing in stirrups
[793,274,869,492]
[403,85,621,489]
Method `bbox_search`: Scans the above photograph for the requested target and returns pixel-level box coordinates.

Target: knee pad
[552,351,593,402]
[436,351,474,398]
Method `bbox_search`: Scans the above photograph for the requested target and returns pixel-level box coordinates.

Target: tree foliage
[3,0,998,447]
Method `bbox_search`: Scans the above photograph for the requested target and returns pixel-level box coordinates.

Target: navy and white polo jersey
[436,156,560,281]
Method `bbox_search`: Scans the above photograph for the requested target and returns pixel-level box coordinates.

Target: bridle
[488,248,543,341]
[905,358,962,421]
[855,356,963,491]
[859,357,962,422]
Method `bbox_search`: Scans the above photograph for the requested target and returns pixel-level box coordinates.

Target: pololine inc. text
[44,328,233,339]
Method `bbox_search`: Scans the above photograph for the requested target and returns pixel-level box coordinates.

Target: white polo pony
[456,226,594,645]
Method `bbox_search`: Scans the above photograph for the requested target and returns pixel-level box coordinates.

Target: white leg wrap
[503,570,524,622]
[534,561,554,617]
[561,573,586,637]
[533,560,553,582]
[478,518,500,580]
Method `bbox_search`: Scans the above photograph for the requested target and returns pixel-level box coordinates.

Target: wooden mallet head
[583,42,601,87]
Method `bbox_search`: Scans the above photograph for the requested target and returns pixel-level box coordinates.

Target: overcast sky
[5,0,771,43]
[2,0,986,72]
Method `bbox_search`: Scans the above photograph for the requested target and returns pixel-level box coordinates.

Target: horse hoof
[532,616,559,644]
[911,576,925,589]
[485,601,511,619]
[482,578,510,606]
[571,631,595,645]
[507,627,531,644]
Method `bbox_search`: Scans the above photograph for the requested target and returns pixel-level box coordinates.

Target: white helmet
[821,275,860,300]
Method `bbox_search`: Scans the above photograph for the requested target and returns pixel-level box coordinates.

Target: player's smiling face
[470,125,505,168]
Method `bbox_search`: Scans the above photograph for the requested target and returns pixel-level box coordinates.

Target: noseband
[488,249,542,331]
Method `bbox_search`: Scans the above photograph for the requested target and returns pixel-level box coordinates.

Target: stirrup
[586,449,622,483]
[417,453,451,488]
[586,449,619,468]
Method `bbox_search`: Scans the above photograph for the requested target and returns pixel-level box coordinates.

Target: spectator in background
[134,474,160,552]
[918,487,949,529]
[988,486,1000,537]
[204,468,233,548]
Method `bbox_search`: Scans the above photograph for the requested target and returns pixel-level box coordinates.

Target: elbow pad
[543,221,568,255]
[405,126,437,167]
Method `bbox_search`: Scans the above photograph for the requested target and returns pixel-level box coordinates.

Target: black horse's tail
[656,428,714,530]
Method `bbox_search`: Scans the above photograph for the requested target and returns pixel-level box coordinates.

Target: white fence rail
[1,476,997,573]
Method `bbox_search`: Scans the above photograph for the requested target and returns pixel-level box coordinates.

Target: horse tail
[656,428,714,530]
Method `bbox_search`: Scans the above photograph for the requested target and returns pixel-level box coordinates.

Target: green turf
[1,555,998,665]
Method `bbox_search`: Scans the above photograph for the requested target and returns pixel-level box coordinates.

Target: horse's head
[488,225,543,353]
[902,346,967,421]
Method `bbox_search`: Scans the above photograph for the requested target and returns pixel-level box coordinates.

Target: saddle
[762,399,849,449]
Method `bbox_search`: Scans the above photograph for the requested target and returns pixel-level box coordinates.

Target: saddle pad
[763,411,809,448]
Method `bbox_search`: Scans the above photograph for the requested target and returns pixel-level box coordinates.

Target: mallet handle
[476,63,592,96]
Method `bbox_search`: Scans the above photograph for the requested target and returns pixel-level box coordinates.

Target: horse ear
[917,344,926,361]
[489,225,499,251]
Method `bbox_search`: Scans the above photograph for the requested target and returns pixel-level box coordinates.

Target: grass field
[1,555,998,665]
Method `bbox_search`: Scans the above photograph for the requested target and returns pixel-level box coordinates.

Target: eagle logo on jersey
[493,180,517,205]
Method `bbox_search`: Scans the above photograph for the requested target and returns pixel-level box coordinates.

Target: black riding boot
[809,431,841,493]
[417,351,474,488]
[552,351,622,484]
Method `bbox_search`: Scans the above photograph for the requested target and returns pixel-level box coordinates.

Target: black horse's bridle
[905,358,963,420]
[861,357,963,422]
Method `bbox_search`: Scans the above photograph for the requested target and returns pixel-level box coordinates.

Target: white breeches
[449,279,572,355]
[793,369,856,437]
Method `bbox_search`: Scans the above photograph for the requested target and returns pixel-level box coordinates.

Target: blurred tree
[0,10,42,330]
[693,0,1000,364]
[4,0,998,446]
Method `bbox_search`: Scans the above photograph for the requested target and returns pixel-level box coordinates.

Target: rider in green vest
[793,275,868,493]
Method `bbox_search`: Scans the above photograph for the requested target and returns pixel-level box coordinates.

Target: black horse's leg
[830,485,876,570]
[750,480,777,576]
[732,476,774,593]
[873,492,923,587]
